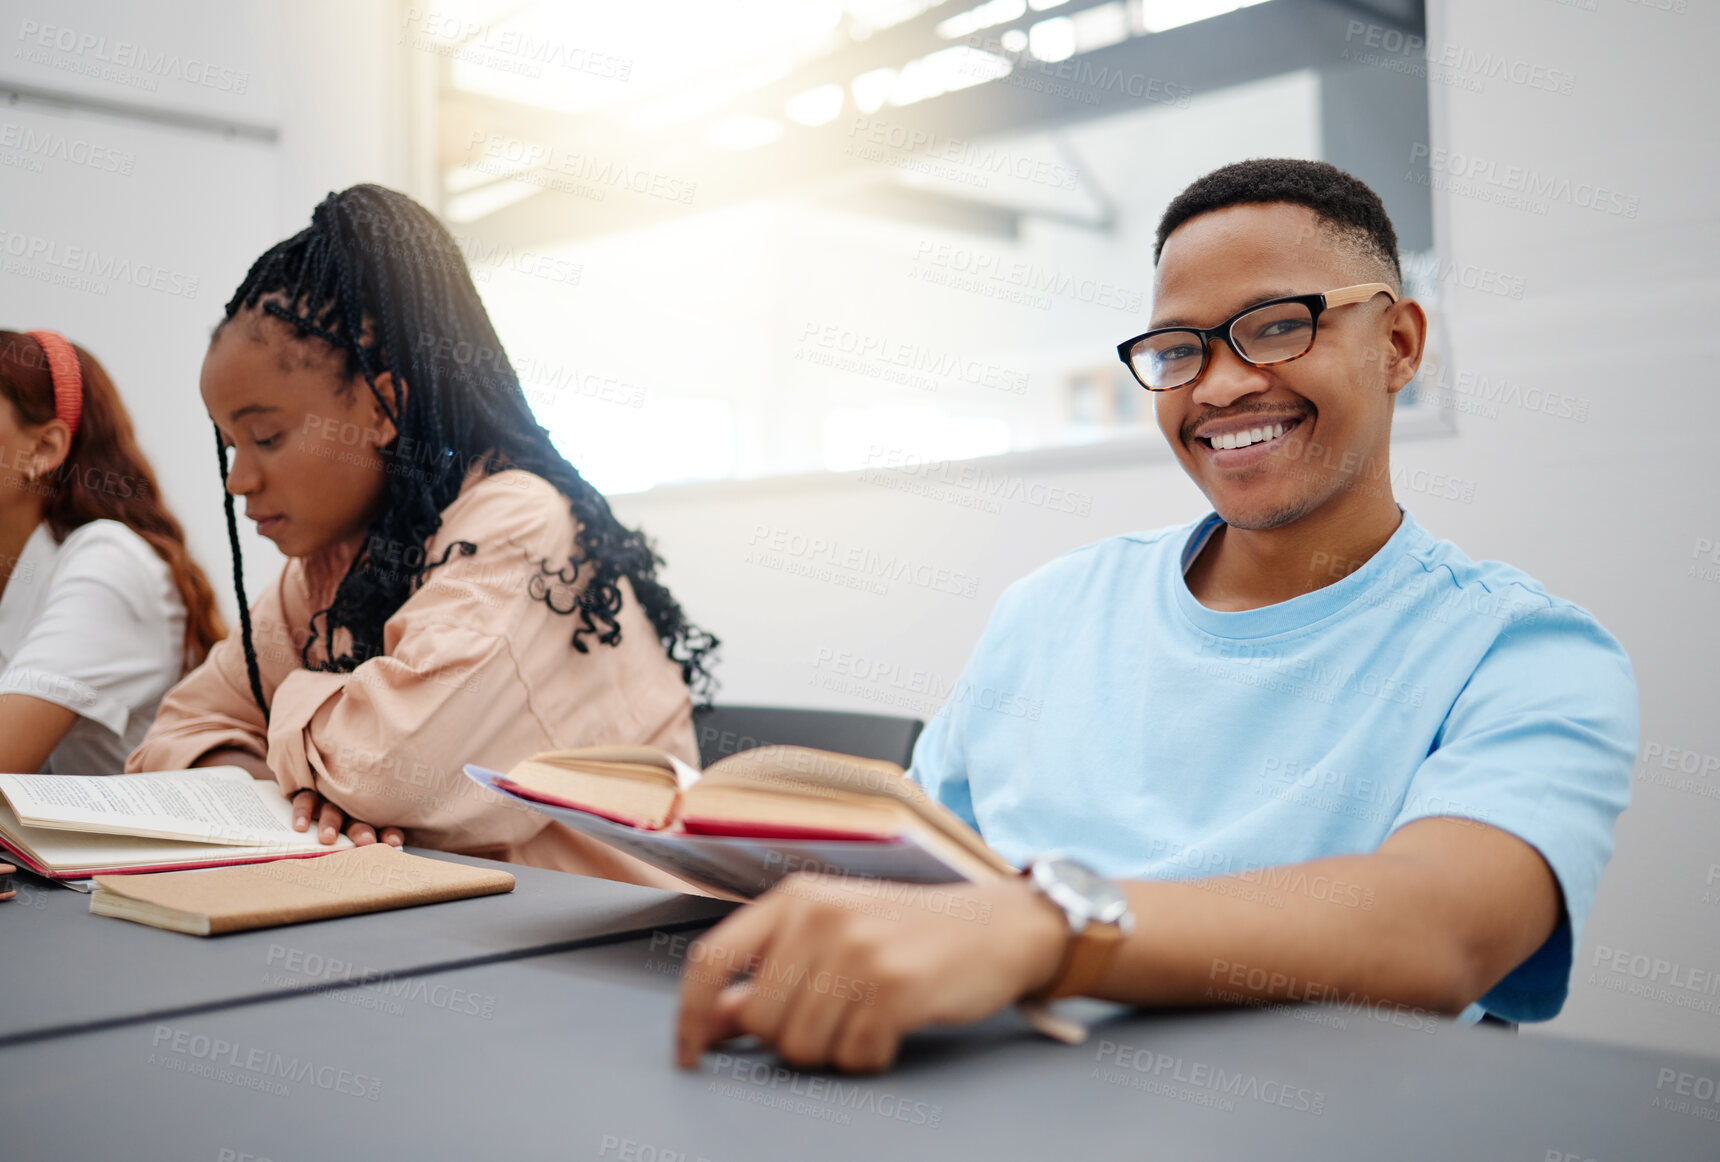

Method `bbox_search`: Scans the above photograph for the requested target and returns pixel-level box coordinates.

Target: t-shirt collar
[1173,505,1426,639]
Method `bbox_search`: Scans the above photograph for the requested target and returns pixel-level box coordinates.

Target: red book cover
[679,816,899,843]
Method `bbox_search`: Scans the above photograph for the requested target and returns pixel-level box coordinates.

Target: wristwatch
[1021,855,1134,1002]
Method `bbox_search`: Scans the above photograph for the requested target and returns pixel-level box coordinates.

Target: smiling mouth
[1196,416,1306,452]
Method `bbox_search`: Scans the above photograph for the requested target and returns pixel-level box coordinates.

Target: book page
[667,754,701,791]
[690,747,1008,871]
[0,767,311,845]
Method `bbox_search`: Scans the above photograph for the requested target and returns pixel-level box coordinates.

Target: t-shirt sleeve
[906,579,1041,836]
[907,697,980,833]
[1387,598,1637,1022]
[0,524,181,739]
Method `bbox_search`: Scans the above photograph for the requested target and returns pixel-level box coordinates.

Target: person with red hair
[0,330,225,773]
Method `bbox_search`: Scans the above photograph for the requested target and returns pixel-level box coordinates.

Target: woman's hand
[675,872,1070,1073]
[290,789,405,847]
[195,748,404,847]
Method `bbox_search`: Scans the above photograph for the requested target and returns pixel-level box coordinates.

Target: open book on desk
[0,766,353,879]
[464,744,1016,902]
[466,744,1093,1045]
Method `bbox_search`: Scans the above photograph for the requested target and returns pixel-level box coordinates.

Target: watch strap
[1024,913,1126,1002]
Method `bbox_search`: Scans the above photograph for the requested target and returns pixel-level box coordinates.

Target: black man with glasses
[677,159,1636,1074]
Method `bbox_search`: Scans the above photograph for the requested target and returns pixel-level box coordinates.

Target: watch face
[1037,857,1130,925]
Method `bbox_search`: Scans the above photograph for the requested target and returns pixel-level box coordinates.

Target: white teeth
[1208,420,1293,451]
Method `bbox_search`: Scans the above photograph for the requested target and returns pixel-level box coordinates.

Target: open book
[0,766,353,879]
[464,744,1015,901]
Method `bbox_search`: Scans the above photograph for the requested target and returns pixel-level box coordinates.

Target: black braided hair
[216,428,271,718]
[213,184,718,717]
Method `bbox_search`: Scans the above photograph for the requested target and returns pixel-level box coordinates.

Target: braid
[216,426,269,720]
[215,184,720,698]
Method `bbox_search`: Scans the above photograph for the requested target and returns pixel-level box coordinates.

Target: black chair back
[692,705,924,770]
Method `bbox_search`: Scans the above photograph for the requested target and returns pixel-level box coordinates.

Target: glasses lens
[1129,331,1205,390]
[1232,301,1315,365]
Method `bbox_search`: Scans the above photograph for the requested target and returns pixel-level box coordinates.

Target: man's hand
[290,789,405,847]
[676,872,1068,1073]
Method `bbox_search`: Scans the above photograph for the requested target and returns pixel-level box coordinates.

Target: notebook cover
[88,844,515,935]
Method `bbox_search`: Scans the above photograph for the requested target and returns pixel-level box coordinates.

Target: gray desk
[4,934,1716,1161]
[0,849,732,1045]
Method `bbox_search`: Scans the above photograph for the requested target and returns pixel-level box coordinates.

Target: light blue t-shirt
[908,507,1636,1023]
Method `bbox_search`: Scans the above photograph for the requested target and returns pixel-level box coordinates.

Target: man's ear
[1381,298,1429,397]
[30,418,73,477]
[366,371,405,446]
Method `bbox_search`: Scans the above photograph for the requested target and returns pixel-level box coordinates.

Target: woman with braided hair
[129,185,719,885]
[0,330,225,774]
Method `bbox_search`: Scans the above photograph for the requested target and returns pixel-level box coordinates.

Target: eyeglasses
[1116,283,1398,392]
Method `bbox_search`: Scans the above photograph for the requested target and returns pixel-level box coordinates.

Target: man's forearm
[1091,851,1485,1016]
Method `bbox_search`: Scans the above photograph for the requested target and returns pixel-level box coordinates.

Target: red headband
[24,330,83,438]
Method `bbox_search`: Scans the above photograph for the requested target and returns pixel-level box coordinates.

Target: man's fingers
[316,800,344,845]
[774,959,860,1069]
[676,897,786,1068]
[701,984,752,1051]
[726,911,825,1054]
[347,821,377,846]
[381,828,406,848]
[831,1004,902,1074]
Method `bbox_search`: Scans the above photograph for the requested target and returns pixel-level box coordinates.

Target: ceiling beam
[458,0,1423,251]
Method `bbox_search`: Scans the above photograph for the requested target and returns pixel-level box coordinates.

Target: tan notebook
[87,844,515,935]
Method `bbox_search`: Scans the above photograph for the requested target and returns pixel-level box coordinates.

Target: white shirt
[0,519,188,773]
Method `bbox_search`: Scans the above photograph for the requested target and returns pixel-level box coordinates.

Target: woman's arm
[256,475,577,857]
[127,591,277,776]
[191,746,274,781]
[2,524,185,774]
[0,694,80,773]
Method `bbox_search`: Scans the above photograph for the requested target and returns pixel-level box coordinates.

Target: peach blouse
[128,465,699,886]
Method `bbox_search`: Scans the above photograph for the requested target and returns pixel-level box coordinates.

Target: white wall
[612,2,1720,1057]
[0,0,424,617]
[1409,0,1720,1059]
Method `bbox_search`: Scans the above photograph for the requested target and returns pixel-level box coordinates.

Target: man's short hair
[1154,159,1402,289]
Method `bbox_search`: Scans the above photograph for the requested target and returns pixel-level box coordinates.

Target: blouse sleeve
[125,573,287,773]
[260,472,576,853]
[2,522,182,742]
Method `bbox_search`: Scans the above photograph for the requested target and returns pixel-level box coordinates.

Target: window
[426,1,1439,494]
